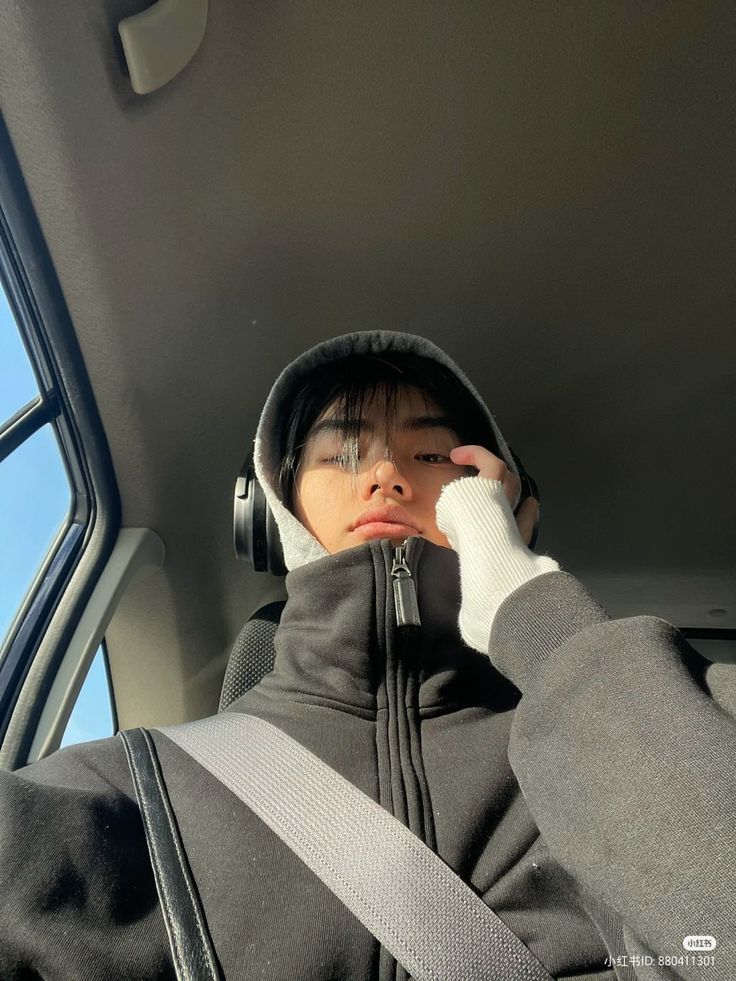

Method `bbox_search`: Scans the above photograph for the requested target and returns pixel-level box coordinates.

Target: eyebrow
[308,415,458,439]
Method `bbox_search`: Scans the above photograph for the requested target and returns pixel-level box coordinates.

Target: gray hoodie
[0,331,734,981]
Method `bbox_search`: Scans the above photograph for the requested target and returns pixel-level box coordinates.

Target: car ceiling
[1,1,734,727]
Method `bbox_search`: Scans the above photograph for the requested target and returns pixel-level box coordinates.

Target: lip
[352,521,419,540]
[351,505,420,534]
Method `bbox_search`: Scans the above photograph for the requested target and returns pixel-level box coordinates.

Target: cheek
[294,470,353,525]
[420,465,467,500]
[413,466,468,529]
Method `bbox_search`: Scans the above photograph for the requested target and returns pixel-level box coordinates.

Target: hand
[449,445,539,549]
[435,446,559,657]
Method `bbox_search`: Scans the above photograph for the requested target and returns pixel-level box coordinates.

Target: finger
[449,445,507,481]
[515,497,539,547]
[450,445,521,508]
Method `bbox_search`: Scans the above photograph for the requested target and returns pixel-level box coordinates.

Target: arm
[436,471,736,981]
[0,736,171,980]
[493,570,735,981]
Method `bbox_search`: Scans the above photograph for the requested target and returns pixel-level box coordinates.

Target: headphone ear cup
[506,445,541,552]
[234,451,286,574]
[265,501,288,576]
[526,508,540,553]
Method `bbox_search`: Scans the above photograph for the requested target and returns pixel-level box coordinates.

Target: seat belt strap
[158,713,555,981]
[120,728,222,981]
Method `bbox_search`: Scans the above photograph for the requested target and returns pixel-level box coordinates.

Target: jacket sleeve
[489,571,736,981]
[0,734,173,981]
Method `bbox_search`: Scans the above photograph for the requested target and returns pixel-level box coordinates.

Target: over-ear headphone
[234,445,540,574]
[234,451,288,575]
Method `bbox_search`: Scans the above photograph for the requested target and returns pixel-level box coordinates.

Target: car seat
[219,601,286,711]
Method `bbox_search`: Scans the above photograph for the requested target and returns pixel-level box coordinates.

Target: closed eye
[322,453,453,464]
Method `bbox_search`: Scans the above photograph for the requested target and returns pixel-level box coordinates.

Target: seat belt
[125,714,555,981]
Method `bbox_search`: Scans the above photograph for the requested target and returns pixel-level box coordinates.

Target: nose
[365,457,413,499]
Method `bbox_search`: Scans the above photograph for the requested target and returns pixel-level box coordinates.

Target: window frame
[0,314,82,656]
[60,639,118,748]
[0,117,121,763]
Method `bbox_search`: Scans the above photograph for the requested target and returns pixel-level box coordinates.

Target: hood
[253,330,520,571]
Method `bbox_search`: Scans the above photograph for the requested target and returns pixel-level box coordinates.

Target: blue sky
[1,287,113,747]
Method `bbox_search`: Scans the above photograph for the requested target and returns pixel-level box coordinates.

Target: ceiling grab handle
[118,0,208,95]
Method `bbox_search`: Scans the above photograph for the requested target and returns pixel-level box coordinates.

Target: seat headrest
[219,601,286,712]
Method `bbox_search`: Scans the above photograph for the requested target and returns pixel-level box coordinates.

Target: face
[292,387,474,553]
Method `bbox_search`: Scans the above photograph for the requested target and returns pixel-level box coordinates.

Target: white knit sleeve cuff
[436,476,560,654]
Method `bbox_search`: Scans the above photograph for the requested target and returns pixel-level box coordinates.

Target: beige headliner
[1,1,734,727]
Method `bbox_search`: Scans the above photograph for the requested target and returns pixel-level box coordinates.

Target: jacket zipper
[391,543,421,628]
[383,538,435,981]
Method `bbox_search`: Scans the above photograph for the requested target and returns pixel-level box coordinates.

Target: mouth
[351,521,419,540]
[351,506,421,539]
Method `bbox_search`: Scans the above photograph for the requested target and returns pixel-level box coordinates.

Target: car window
[60,644,115,748]
[0,286,72,652]
[0,292,39,423]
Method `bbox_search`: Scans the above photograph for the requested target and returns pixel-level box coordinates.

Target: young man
[0,330,733,980]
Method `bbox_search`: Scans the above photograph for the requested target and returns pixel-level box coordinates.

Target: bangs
[308,379,445,455]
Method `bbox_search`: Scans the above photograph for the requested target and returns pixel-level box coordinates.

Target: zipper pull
[391,543,421,628]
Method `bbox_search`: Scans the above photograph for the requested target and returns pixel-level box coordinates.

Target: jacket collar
[263,536,519,713]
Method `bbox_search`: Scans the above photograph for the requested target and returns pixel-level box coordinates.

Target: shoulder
[12,731,134,796]
[0,734,142,878]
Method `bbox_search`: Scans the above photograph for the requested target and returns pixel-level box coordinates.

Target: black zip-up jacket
[1,535,734,980]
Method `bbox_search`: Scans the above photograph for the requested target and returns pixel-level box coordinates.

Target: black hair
[276,351,500,511]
